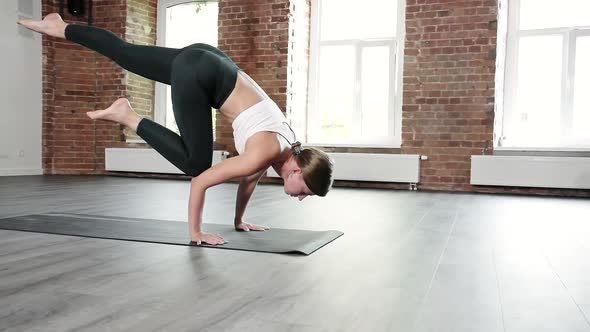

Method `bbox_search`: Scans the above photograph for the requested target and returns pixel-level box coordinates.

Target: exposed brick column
[42,0,128,174]
[217,0,291,155]
[402,0,497,191]
[42,0,157,174]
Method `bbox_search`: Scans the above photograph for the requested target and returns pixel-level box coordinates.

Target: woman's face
[283,170,313,201]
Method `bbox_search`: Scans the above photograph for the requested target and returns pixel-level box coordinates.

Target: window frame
[499,0,590,149]
[306,0,405,148]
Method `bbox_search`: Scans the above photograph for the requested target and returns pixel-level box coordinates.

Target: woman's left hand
[235,222,270,232]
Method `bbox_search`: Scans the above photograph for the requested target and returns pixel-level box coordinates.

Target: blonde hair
[292,145,333,196]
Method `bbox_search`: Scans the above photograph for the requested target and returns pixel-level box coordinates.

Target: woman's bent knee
[184,160,210,177]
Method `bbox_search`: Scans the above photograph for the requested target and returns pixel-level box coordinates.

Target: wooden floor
[0,175,589,332]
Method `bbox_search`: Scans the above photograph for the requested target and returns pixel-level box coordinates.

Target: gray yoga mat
[0,213,343,255]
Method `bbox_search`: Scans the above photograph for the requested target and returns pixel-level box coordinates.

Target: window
[500,0,590,149]
[155,0,218,137]
[307,0,404,147]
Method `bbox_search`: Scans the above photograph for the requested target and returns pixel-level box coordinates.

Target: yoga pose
[18,14,333,246]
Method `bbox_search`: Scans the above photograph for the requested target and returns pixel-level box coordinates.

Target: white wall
[0,0,43,176]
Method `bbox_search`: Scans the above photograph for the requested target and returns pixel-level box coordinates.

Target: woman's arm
[188,143,275,244]
[234,168,266,226]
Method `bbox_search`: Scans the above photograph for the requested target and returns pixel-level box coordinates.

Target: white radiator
[0,168,43,176]
[471,155,590,189]
[105,148,228,174]
[267,153,421,183]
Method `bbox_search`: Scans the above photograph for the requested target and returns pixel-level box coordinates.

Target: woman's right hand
[191,232,226,245]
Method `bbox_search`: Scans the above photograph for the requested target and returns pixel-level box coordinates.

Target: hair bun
[291,141,303,155]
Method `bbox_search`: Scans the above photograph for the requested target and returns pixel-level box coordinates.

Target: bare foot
[17,13,67,39]
[87,98,142,131]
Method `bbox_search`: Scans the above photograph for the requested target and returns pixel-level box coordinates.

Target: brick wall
[42,0,155,174]
[42,0,127,174]
[402,0,497,191]
[400,0,588,197]
[217,0,291,155]
[40,0,588,197]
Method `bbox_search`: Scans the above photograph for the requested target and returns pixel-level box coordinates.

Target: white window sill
[303,142,401,149]
[495,146,590,152]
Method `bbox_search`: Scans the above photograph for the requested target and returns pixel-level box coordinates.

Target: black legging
[65,24,240,177]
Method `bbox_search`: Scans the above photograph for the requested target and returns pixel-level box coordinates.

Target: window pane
[164,2,218,136]
[166,2,218,47]
[320,0,396,40]
[361,46,390,137]
[511,35,562,146]
[520,0,590,30]
[573,36,590,138]
[317,45,355,141]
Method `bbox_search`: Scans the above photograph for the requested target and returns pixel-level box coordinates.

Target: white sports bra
[231,98,295,155]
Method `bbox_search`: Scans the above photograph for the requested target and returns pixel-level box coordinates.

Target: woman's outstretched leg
[18,13,179,84]
[87,98,202,176]
[19,13,225,177]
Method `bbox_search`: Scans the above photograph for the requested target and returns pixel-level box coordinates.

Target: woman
[18,14,333,246]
